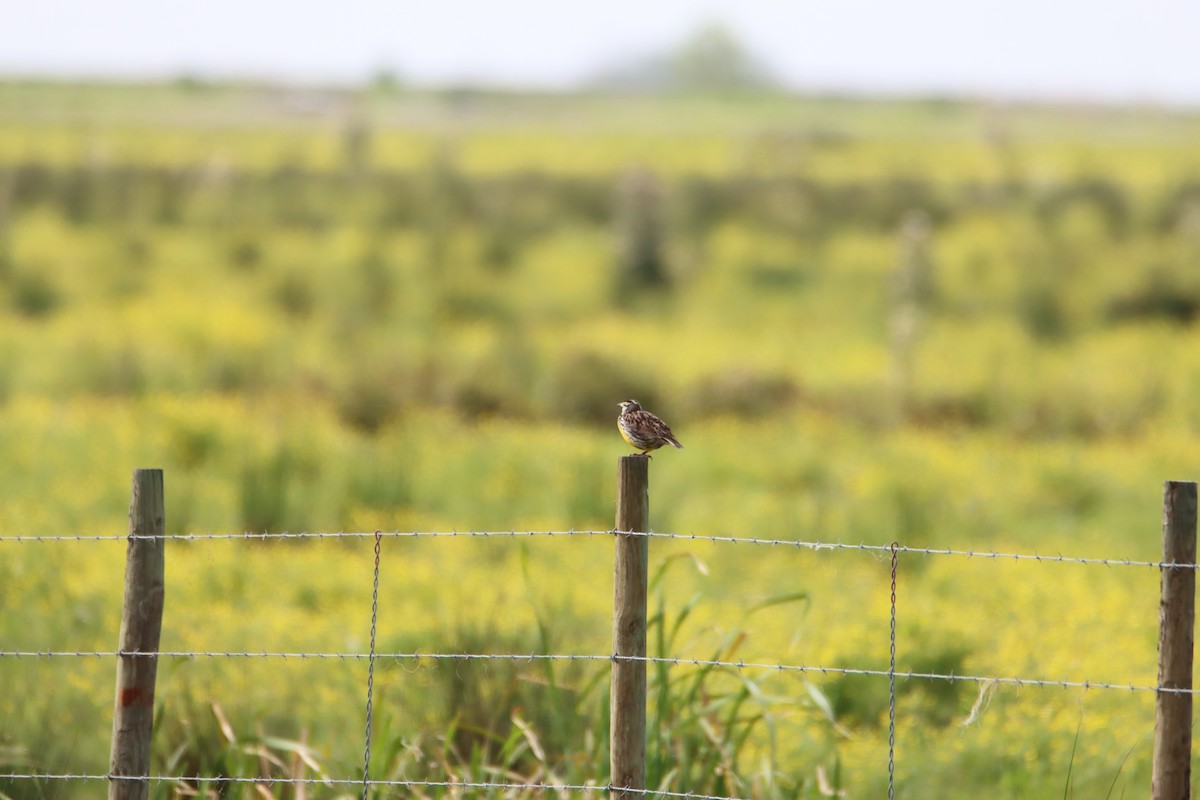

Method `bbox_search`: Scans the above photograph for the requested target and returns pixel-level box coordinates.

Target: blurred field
[2,80,1200,798]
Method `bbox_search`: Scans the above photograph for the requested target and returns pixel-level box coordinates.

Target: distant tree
[586,21,777,93]
[669,23,774,92]
[370,68,404,93]
[172,72,210,93]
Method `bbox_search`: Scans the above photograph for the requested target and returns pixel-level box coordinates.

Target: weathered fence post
[109,469,166,800]
[1153,480,1197,800]
[611,455,649,800]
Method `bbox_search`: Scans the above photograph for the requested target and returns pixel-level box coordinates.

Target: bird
[617,399,683,457]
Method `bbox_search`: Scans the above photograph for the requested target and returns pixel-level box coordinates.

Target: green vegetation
[1,80,1200,798]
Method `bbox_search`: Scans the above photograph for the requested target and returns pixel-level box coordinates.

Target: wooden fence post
[611,455,649,800]
[1153,480,1197,800]
[109,469,166,800]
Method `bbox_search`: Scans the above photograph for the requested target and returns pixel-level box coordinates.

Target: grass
[2,78,1200,797]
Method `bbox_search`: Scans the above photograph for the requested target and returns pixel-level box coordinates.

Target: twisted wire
[361,531,382,799]
[888,541,898,800]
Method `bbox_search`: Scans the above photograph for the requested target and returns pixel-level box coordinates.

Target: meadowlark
[617,399,683,457]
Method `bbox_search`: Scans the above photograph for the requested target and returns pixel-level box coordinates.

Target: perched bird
[617,399,683,457]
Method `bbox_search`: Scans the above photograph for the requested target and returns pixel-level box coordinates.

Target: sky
[3,0,1199,105]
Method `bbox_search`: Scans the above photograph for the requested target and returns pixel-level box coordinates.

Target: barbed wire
[4,525,1193,796]
[0,648,1184,694]
[0,528,1189,570]
[0,773,745,799]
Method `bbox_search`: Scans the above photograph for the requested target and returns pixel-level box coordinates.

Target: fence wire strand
[0,774,745,800]
[0,529,1192,570]
[0,647,1187,694]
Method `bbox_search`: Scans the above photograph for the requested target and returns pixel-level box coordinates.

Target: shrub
[1105,264,1200,325]
[689,369,799,418]
[271,269,317,319]
[613,168,671,305]
[541,351,660,426]
[1036,178,1131,239]
[227,234,264,271]
[334,363,413,434]
[9,266,62,318]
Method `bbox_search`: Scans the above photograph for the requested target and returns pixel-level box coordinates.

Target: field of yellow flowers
[2,81,1200,797]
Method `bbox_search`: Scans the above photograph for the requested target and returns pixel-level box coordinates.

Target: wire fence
[2,482,1197,799]
[0,774,739,800]
[0,648,1189,695]
[4,527,1199,569]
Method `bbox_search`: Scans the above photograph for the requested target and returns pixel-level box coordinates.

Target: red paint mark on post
[120,687,142,706]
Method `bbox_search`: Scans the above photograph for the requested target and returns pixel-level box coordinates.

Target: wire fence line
[0,648,1188,695]
[0,528,1191,570]
[2,519,1193,800]
[0,774,741,800]
[1,528,1181,694]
